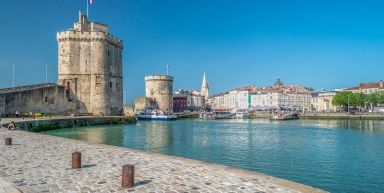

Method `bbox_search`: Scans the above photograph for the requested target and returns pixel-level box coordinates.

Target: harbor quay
[0,124,325,193]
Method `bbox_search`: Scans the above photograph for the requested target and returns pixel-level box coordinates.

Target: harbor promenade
[0,127,325,193]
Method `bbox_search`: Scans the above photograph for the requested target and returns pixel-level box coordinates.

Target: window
[45,97,48,103]
[110,82,112,88]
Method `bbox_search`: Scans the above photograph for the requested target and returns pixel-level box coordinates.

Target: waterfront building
[173,96,188,112]
[0,11,124,116]
[250,89,311,111]
[344,80,384,94]
[310,91,338,112]
[145,75,174,113]
[207,86,256,110]
[207,78,312,111]
[173,89,205,112]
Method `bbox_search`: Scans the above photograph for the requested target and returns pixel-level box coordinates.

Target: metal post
[12,64,14,90]
[45,64,48,84]
[5,138,12,145]
[72,152,81,169]
[86,0,89,18]
[348,95,350,114]
[122,164,134,188]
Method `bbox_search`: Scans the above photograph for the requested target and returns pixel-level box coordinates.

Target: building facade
[311,91,338,112]
[173,89,205,112]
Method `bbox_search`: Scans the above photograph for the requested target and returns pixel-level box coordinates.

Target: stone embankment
[300,112,384,120]
[1,116,136,132]
[0,128,326,193]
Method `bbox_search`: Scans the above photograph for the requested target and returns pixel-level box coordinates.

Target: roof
[345,81,384,91]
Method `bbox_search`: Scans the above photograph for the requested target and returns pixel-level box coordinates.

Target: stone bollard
[122,164,134,188]
[5,138,12,145]
[72,152,81,169]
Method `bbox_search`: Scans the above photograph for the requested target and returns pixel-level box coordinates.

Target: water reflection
[142,121,173,153]
[251,119,384,133]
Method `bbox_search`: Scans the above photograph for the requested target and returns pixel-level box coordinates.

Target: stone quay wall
[145,75,174,112]
[0,128,325,193]
[0,84,75,116]
[1,116,136,132]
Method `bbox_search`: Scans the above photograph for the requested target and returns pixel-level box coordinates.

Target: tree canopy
[332,91,384,108]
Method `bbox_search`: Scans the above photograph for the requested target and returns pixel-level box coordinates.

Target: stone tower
[201,73,209,100]
[57,11,124,115]
[145,75,174,112]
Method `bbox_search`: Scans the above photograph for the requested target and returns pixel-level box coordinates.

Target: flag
[90,0,94,4]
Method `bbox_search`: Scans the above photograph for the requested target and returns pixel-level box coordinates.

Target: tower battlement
[144,75,174,82]
[57,30,123,48]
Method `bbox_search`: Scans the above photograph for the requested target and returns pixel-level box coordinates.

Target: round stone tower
[57,11,124,115]
[145,75,174,112]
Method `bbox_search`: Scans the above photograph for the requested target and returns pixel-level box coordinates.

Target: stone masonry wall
[145,75,174,112]
[0,85,75,116]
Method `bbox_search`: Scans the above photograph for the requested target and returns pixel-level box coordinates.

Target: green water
[41,119,384,193]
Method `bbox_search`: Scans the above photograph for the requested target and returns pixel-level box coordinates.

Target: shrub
[34,113,43,117]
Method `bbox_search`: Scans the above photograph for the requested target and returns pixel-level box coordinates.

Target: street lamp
[347,94,350,114]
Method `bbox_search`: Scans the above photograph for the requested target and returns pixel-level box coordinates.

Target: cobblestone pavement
[0,129,325,193]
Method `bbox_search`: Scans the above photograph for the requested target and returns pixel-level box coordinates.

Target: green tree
[332,91,352,107]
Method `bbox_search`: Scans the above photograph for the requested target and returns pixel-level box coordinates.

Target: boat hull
[136,116,177,121]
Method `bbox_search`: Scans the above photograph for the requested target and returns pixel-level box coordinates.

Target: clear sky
[0,0,383,104]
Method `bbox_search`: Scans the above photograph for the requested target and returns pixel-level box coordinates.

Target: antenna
[166,64,170,76]
[45,64,48,84]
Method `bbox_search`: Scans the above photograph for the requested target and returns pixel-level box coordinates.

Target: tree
[332,91,352,107]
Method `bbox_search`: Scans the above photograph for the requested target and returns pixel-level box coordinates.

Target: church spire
[201,72,209,100]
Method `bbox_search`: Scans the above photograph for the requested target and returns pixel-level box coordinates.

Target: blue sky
[0,0,383,104]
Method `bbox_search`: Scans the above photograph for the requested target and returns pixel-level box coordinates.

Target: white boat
[235,111,250,119]
[199,111,235,119]
[136,108,177,121]
[232,109,250,119]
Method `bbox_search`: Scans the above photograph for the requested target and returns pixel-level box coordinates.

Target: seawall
[1,116,136,132]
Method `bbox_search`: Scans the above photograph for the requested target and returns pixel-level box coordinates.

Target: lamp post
[347,94,350,114]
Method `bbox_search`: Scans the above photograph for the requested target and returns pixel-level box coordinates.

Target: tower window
[108,50,110,57]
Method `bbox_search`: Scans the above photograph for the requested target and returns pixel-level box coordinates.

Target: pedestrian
[8,121,15,130]
[15,111,20,118]
[29,112,33,118]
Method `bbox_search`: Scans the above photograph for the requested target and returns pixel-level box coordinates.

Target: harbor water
[41,119,384,193]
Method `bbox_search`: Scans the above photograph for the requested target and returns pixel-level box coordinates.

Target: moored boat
[136,108,177,121]
[270,112,300,120]
[199,111,235,119]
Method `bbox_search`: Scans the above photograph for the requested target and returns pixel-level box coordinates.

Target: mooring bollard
[5,138,12,145]
[122,164,134,188]
[72,152,81,169]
